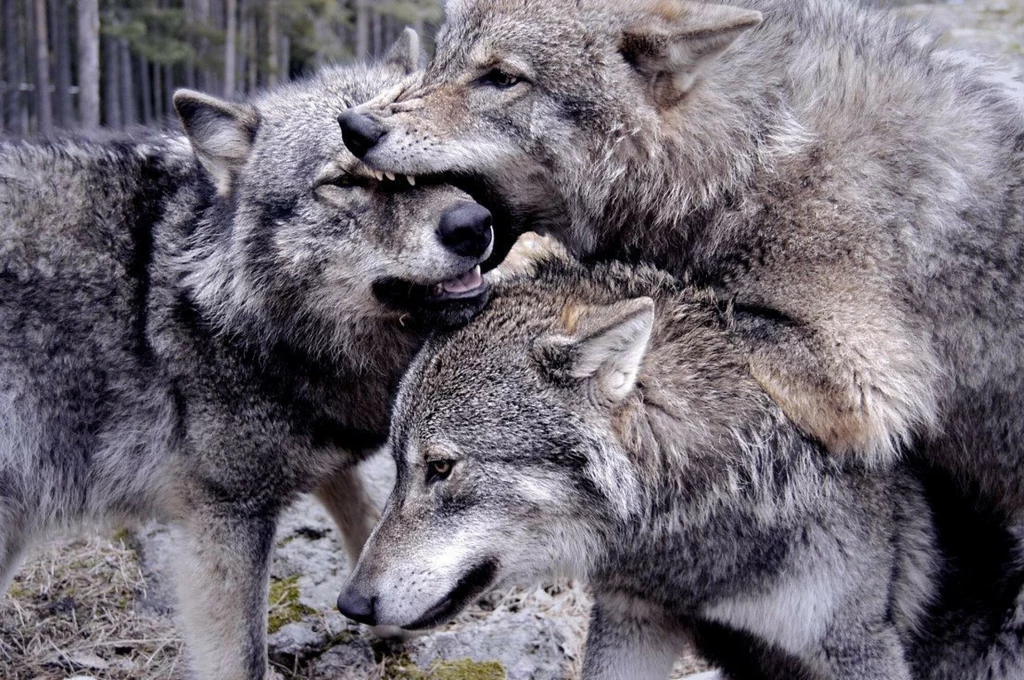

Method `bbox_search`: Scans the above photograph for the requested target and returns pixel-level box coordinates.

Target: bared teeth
[407,175,416,186]
[438,265,484,295]
[385,172,396,181]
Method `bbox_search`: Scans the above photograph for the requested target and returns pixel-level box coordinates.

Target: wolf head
[339,0,762,262]
[173,31,493,356]
[338,259,774,629]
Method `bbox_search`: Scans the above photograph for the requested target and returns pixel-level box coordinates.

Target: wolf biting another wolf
[345,0,1024,526]
[0,32,494,680]
[338,0,1024,675]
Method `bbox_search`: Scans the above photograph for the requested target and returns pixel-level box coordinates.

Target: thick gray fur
[0,38,491,679]
[349,0,1024,561]
[344,259,1024,680]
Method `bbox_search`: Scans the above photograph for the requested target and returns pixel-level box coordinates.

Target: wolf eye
[426,460,455,483]
[482,68,522,89]
[316,174,359,189]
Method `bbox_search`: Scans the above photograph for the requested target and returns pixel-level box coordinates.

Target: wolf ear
[173,89,261,195]
[619,1,762,108]
[535,298,656,402]
[384,27,423,74]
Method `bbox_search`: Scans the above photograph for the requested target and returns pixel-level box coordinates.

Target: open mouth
[372,264,491,328]
[364,168,419,187]
[403,559,499,631]
[429,265,486,300]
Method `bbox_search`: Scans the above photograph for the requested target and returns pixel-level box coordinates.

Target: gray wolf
[0,30,492,680]
[341,0,1024,547]
[339,259,1024,680]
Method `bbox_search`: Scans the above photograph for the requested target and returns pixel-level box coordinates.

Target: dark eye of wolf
[426,460,454,483]
[316,173,368,190]
[483,68,521,89]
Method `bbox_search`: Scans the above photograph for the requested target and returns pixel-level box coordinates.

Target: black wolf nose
[338,111,386,159]
[337,587,377,626]
[438,203,494,259]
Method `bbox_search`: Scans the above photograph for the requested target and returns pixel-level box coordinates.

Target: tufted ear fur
[535,297,656,402]
[619,0,762,108]
[384,27,423,74]
[173,89,261,195]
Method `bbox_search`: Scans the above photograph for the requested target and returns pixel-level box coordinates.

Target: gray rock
[904,0,1024,75]
[408,611,575,680]
[304,639,378,680]
[268,622,329,662]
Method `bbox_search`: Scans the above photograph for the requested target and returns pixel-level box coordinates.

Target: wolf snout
[438,202,494,259]
[337,586,378,626]
[338,110,386,159]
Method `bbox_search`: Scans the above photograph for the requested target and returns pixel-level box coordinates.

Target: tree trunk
[76,0,100,130]
[51,0,73,127]
[194,0,211,91]
[33,0,53,135]
[372,8,382,59]
[280,35,289,83]
[119,38,135,127]
[139,55,152,124]
[163,63,174,117]
[152,61,163,120]
[224,0,236,97]
[355,0,370,62]
[247,9,257,92]
[266,0,279,87]
[102,35,121,127]
[237,0,248,94]
[413,9,425,45]
[3,0,21,132]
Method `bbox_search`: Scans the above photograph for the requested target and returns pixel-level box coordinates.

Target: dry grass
[0,535,182,680]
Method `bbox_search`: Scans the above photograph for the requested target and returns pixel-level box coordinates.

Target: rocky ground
[4,2,1024,678]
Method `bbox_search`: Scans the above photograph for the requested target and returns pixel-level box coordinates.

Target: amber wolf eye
[482,68,522,89]
[426,460,454,483]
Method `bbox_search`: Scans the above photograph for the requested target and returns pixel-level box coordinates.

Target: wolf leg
[172,507,276,680]
[818,623,911,680]
[315,465,380,564]
[582,594,679,680]
[974,564,1024,680]
[0,494,28,594]
[0,528,26,594]
[728,302,938,467]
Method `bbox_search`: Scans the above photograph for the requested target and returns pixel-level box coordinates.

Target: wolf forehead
[390,259,701,431]
[242,64,407,167]
[437,0,694,55]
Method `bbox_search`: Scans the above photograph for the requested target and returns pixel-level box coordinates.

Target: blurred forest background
[0,0,442,135]
[0,0,956,137]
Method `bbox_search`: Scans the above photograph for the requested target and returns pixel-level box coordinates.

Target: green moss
[377,647,505,680]
[430,659,506,680]
[6,582,30,599]
[380,651,428,680]
[112,527,133,546]
[266,576,315,634]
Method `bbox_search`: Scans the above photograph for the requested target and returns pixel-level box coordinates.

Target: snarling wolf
[341,0,1024,533]
[339,259,1024,680]
[0,31,494,680]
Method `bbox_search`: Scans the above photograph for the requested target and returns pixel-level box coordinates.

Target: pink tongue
[440,266,483,294]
